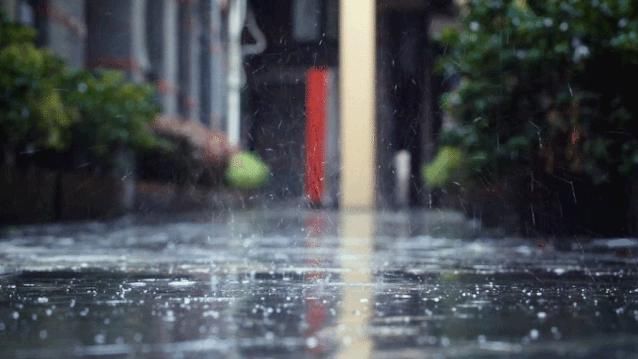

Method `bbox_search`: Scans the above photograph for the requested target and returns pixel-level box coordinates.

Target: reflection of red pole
[305,69,328,206]
[304,213,327,354]
[304,214,325,279]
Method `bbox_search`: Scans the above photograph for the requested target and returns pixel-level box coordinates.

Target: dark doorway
[246,0,337,200]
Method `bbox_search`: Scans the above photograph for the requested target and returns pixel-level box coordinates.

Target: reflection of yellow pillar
[340,0,376,209]
[336,211,374,359]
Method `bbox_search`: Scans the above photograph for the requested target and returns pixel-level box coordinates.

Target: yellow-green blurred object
[422,146,464,188]
[225,152,270,190]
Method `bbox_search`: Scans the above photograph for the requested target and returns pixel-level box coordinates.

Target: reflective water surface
[1,209,637,358]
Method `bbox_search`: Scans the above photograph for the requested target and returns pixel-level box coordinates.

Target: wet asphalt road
[0,208,637,358]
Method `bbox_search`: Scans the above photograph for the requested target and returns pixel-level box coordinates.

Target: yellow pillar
[339,0,377,209]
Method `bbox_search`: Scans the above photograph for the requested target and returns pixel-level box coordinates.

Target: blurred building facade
[1,0,458,209]
[245,0,456,207]
[0,0,228,129]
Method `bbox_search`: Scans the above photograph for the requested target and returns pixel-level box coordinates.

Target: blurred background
[0,0,454,221]
[2,0,638,237]
[2,2,638,358]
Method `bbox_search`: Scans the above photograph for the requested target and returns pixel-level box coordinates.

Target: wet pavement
[0,208,637,358]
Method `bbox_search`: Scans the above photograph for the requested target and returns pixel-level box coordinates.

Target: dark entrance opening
[246,0,338,200]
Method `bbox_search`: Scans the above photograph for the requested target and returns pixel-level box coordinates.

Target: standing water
[0,209,637,358]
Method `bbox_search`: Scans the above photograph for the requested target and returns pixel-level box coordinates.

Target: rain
[2,0,638,358]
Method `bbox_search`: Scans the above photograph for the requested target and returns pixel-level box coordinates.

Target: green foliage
[0,12,37,46]
[0,14,160,169]
[63,70,160,164]
[0,15,72,154]
[225,152,270,190]
[434,0,638,186]
[423,146,465,188]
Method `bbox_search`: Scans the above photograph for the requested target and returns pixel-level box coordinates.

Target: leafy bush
[0,14,72,160]
[435,0,638,186]
[423,146,464,188]
[225,152,270,190]
[0,14,160,171]
[63,70,160,168]
[0,14,37,47]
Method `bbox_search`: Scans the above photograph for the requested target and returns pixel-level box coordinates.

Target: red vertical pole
[305,69,328,206]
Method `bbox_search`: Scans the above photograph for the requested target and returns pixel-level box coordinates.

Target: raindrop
[306,336,319,349]
[551,326,561,339]
[94,333,106,344]
[168,280,196,287]
[554,268,566,275]
[529,329,539,340]
[616,307,625,315]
